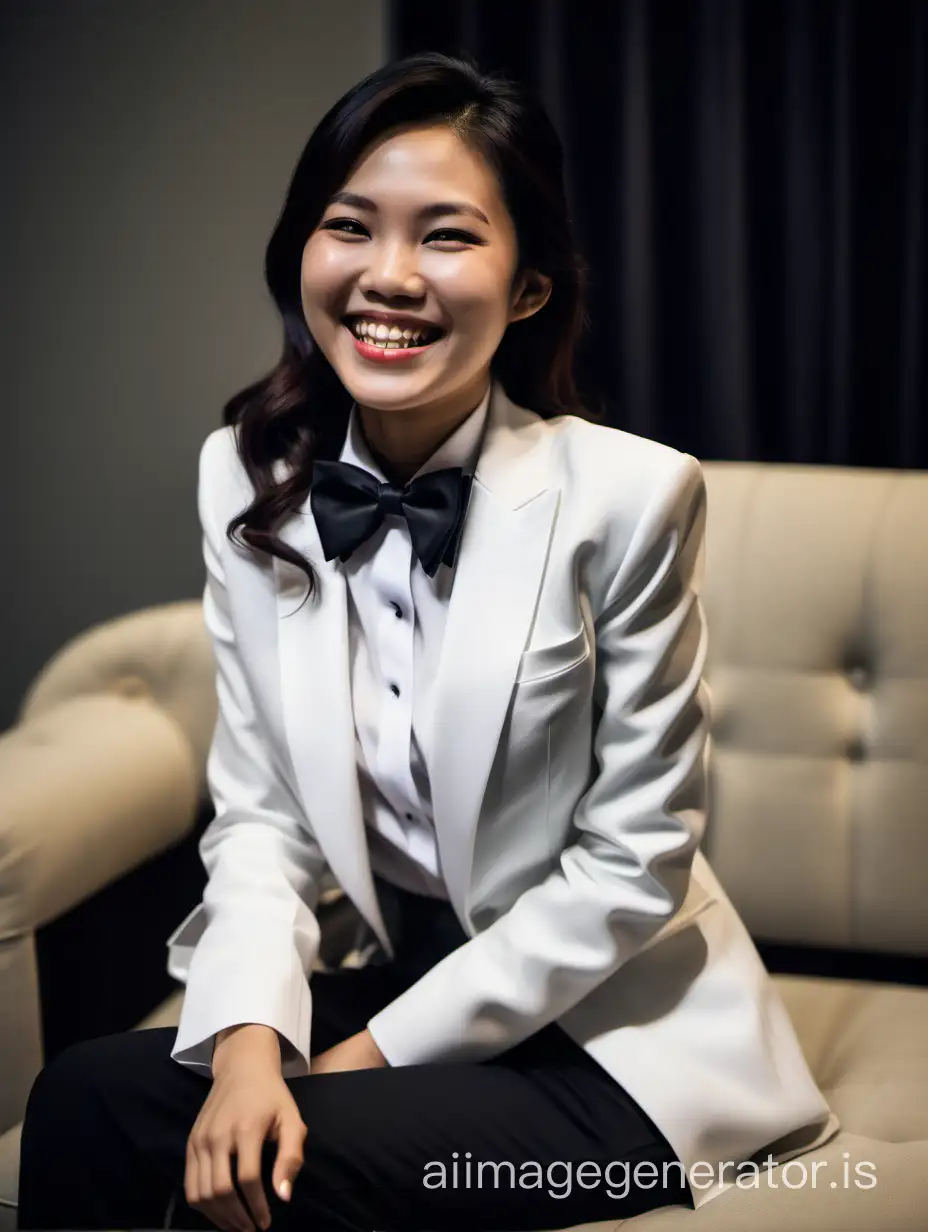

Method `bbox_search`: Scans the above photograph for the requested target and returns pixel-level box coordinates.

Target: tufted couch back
[698,462,928,957]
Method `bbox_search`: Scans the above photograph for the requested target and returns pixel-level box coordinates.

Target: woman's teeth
[348,319,440,349]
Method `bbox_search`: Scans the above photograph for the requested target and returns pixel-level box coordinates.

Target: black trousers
[17,879,694,1230]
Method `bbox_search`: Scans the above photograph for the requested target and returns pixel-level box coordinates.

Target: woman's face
[300,123,548,419]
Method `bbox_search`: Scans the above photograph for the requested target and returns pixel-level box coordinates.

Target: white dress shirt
[335,383,491,900]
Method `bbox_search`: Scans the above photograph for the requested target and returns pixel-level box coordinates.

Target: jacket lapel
[428,385,558,922]
[273,512,393,950]
[272,381,558,944]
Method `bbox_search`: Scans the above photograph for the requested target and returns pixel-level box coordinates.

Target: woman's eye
[320,217,368,236]
[427,228,480,245]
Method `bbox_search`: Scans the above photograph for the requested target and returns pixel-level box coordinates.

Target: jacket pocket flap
[517,625,590,684]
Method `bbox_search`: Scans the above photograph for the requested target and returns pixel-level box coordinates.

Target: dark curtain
[389,0,927,468]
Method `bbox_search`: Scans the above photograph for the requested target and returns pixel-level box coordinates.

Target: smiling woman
[16,48,837,1232]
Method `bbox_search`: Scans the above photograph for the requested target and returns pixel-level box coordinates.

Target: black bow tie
[310,459,474,578]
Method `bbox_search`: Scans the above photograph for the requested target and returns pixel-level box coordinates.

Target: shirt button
[405,812,414,821]
[390,683,400,697]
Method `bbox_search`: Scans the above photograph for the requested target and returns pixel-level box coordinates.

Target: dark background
[392,0,928,468]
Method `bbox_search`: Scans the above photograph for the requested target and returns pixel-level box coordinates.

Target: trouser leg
[271,1020,692,1231]
[18,1017,691,1232]
[17,1025,208,1231]
[16,960,410,1231]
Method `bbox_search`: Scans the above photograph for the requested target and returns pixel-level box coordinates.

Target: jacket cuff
[169,941,312,1078]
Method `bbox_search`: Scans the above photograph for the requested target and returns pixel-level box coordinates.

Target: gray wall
[0,0,385,728]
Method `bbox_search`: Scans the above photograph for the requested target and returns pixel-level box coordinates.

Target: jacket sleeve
[366,451,711,1066]
[168,429,328,1078]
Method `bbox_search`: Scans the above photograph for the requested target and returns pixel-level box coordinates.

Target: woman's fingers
[184,1137,201,1209]
[270,1110,307,1204]
[235,1130,272,1231]
[186,1133,254,1232]
[193,1142,213,1217]
[208,1139,258,1232]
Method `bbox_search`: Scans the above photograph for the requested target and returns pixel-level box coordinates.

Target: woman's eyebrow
[328,190,489,225]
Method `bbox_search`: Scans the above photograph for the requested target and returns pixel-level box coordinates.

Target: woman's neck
[357,376,490,485]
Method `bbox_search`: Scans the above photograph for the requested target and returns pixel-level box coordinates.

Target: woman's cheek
[433,279,504,337]
[438,261,513,326]
[302,236,356,293]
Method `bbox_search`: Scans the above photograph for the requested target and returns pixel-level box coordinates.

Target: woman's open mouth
[342,315,445,362]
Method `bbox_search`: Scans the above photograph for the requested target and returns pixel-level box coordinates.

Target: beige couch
[2,460,927,1231]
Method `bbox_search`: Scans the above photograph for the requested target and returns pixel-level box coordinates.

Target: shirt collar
[338,383,491,482]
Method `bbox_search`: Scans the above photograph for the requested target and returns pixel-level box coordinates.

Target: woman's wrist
[212,1023,282,1078]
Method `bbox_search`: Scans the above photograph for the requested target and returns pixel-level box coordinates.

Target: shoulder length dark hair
[221,50,599,601]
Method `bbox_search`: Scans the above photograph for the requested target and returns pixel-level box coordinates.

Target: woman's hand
[310,1027,388,1075]
[185,1025,306,1232]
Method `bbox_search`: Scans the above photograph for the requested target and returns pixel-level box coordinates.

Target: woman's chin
[344,385,439,415]
[334,359,449,409]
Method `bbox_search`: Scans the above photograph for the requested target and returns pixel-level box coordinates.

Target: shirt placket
[370,516,424,854]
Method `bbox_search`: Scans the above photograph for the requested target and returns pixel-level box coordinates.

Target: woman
[17,51,838,1232]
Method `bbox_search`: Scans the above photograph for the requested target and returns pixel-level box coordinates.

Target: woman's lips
[344,322,442,363]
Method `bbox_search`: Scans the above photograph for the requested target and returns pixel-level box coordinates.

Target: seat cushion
[559,1133,928,1231]
[775,973,928,1139]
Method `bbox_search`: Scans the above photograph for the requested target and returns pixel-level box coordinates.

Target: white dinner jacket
[167,377,839,1208]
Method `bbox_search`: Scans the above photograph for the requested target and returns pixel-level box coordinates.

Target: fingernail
[278,1179,291,1201]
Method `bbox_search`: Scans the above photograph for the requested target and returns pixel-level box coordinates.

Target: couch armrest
[0,690,200,934]
[2,599,219,930]
[0,600,214,1136]
[0,697,198,1136]
[17,599,217,796]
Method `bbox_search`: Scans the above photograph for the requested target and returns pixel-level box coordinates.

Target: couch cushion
[775,973,928,1139]
[560,1133,928,1231]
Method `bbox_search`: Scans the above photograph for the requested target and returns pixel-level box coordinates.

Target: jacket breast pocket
[516,625,590,686]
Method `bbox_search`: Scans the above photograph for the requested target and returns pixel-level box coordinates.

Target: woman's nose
[359,240,425,297]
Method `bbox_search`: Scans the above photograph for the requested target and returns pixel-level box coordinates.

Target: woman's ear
[509,269,553,323]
